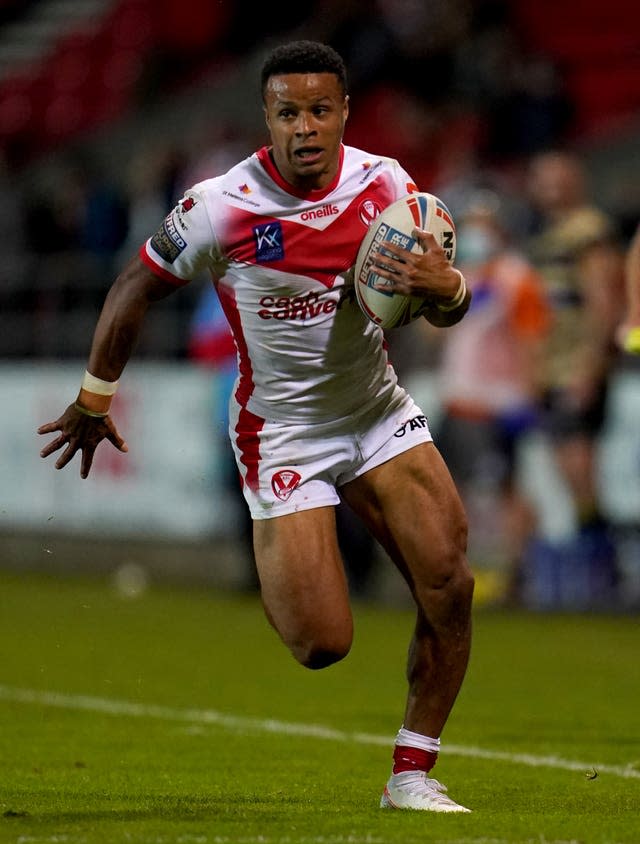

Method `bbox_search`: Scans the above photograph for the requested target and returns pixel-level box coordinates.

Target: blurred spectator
[489,52,573,159]
[24,157,87,257]
[0,150,31,357]
[453,7,573,162]
[430,191,552,603]
[521,149,626,607]
[24,153,128,270]
[616,222,640,354]
[116,141,183,270]
[372,0,471,106]
[0,150,27,274]
[79,157,129,282]
[23,153,128,357]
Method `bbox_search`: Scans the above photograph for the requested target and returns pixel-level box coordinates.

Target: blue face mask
[456,224,500,264]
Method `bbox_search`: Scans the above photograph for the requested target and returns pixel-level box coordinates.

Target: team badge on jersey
[254,222,284,262]
[358,199,381,228]
[271,470,301,501]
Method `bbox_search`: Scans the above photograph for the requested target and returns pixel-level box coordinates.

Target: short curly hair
[261,40,348,100]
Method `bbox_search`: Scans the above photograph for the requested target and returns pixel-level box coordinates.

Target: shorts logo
[150,212,187,263]
[271,470,301,501]
[394,415,429,437]
[254,222,284,262]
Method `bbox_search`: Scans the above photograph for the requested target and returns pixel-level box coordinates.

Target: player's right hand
[38,403,128,479]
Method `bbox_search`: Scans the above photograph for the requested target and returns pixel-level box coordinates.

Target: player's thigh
[341,442,469,592]
[253,506,353,656]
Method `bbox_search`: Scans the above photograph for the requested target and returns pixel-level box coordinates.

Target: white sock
[395,726,441,753]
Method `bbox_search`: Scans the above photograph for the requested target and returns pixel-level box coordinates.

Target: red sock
[392,744,438,774]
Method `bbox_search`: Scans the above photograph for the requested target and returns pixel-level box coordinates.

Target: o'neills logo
[271,470,302,501]
[358,199,381,227]
[300,204,339,221]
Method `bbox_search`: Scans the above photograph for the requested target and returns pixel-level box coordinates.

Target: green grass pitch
[0,567,638,844]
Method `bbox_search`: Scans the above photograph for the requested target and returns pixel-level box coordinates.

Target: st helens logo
[358,199,381,228]
[271,470,302,501]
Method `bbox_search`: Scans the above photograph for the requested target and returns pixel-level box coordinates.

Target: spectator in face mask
[432,191,552,603]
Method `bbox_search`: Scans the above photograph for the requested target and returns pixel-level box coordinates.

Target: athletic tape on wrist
[81,370,119,396]
[436,271,467,312]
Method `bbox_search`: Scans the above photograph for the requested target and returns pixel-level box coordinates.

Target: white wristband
[436,271,467,312]
[81,369,119,396]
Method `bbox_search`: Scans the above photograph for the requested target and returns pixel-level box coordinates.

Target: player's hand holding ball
[374,228,458,299]
[354,191,469,328]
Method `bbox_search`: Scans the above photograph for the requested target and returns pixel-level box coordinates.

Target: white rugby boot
[380,770,471,812]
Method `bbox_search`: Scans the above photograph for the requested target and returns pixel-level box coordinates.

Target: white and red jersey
[140,144,417,424]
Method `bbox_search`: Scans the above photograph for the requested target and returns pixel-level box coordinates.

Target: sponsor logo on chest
[299,203,339,222]
[254,222,284,262]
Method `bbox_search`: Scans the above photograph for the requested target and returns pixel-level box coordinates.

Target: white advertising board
[0,362,234,538]
[1,363,639,543]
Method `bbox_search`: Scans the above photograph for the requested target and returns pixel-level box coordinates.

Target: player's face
[263,73,349,190]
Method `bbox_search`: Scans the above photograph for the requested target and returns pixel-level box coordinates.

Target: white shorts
[229,387,433,519]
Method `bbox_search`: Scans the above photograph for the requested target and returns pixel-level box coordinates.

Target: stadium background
[1,0,640,608]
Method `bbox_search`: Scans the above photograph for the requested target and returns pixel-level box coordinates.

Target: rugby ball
[354,192,456,329]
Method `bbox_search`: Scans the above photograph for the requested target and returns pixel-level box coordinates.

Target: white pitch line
[1,684,638,780]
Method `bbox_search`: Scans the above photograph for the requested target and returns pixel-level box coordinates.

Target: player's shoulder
[342,144,405,173]
[341,144,415,197]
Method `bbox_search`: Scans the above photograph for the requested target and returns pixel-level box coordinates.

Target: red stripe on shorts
[234,406,265,492]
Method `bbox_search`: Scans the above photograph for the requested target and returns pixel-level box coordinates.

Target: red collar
[256,145,344,200]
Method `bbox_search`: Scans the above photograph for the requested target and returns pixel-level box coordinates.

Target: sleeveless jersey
[140,144,417,423]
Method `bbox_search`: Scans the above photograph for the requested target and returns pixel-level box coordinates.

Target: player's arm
[38,255,180,478]
[417,267,472,328]
[85,254,179,383]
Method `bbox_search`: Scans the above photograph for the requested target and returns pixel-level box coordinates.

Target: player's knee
[415,546,474,613]
[451,561,475,608]
[290,634,352,670]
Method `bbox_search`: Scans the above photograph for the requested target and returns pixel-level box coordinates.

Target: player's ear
[264,106,270,131]
[343,94,349,121]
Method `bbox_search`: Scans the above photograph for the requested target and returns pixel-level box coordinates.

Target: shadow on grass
[2,792,328,825]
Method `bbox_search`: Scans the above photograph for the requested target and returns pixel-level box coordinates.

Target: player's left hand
[372,229,460,299]
[38,403,128,479]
